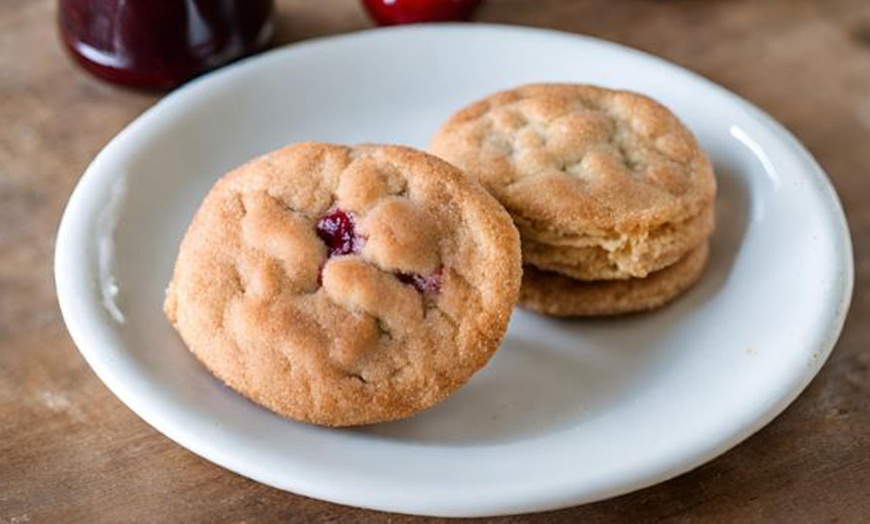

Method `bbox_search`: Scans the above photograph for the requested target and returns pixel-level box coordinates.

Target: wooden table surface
[2,0,869,521]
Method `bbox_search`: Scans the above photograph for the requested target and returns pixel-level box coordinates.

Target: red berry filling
[317,209,363,257]
[397,266,443,294]
[317,208,441,295]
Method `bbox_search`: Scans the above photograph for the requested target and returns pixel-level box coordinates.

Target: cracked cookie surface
[164,143,522,426]
[430,83,716,280]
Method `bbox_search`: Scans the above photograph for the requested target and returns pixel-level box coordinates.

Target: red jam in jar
[59,0,274,90]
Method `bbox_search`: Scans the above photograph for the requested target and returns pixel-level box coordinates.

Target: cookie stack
[431,84,717,316]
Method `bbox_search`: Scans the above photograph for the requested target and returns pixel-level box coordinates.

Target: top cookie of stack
[431,83,717,314]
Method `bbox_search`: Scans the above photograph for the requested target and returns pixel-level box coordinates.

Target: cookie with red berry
[164,142,521,426]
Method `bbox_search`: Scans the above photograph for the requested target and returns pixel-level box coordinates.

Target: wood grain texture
[1,0,868,521]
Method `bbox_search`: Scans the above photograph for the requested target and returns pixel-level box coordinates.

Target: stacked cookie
[431,84,716,316]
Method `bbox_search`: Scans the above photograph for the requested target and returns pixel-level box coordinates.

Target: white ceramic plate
[55,25,853,517]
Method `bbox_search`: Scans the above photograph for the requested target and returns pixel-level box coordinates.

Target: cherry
[317,209,363,257]
[361,0,483,26]
[397,266,443,294]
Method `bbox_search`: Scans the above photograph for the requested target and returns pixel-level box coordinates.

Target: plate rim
[54,23,854,517]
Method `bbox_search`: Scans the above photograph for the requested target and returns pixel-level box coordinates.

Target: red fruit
[362,0,482,26]
[397,266,443,294]
[317,209,363,257]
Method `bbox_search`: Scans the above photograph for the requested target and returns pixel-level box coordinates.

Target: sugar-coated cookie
[164,143,522,426]
[430,83,716,281]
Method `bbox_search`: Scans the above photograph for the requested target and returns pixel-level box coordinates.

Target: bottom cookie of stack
[519,242,709,317]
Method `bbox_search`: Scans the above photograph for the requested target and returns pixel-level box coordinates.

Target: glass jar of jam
[58,0,275,90]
